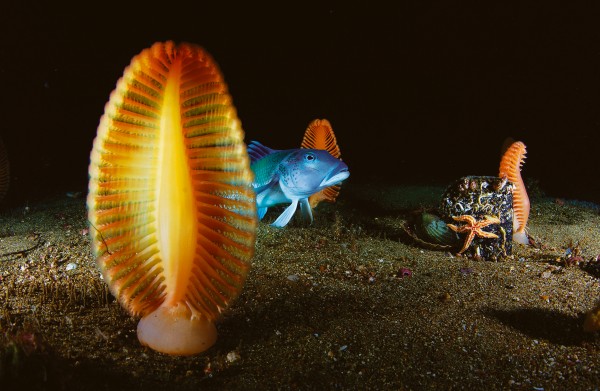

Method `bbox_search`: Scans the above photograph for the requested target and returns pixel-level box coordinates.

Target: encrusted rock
[439,176,514,260]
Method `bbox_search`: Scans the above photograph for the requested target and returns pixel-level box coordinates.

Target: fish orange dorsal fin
[300,119,342,208]
[87,41,256,355]
[0,136,8,202]
[498,140,529,244]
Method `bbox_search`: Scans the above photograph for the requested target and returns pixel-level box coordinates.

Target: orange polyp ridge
[498,141,529,233]
[300,119,342,206]
[0,136,8,201]
[88,41,256,321]
[301,119,341,158]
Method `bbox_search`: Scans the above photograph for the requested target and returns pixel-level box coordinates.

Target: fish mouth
[320,166,350,187]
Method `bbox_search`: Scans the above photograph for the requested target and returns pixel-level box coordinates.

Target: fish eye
[305,153,316,162]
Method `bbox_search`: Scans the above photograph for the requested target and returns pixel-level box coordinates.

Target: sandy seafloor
[0,181,600,390]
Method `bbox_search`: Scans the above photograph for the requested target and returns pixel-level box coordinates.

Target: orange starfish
[447,215,500,255]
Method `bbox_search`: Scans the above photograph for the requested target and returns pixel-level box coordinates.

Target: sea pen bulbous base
[137,302,217,355]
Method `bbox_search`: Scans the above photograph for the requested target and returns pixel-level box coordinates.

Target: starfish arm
[476,230,499,239]
[452,215,476,225]
[457,232,475,254]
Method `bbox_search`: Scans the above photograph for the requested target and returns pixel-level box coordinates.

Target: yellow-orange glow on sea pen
[87,41,256,355]
[300,119,342,208]
[498,140,529,243]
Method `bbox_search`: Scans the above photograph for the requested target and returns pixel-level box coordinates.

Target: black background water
[1,2,599,205]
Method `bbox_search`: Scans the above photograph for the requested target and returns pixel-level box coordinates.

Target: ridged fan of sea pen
[300,119,342,208]
[498,141,529,238]
[0,136,8,202]
[301,119,340,158]
[87,41,256,324]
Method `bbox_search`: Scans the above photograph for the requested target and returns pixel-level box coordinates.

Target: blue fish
[248,141,350,227]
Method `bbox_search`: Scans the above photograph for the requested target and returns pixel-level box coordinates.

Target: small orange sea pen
[498,140,529,245]
[300,119,342,208]
[87,41,256,355]
[0,136,9,202]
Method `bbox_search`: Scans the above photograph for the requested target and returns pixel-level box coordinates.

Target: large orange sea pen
[87,41,257,355]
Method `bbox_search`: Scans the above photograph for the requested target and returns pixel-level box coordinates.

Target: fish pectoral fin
[255,189,269,206]
[257,207,268,220]
[271,200,298,228]
[299,198,313,224]
[255,181,278,205]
